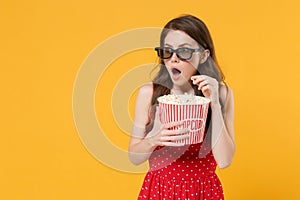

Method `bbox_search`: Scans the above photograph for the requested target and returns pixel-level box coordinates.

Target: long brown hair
[146,15,226,133]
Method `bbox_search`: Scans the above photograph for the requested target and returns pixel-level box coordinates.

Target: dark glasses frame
[155,47,202,61]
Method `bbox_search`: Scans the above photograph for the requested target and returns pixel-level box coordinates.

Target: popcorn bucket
[157,94,210,145]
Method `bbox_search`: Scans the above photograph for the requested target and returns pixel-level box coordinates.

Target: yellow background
[1,0,300,199]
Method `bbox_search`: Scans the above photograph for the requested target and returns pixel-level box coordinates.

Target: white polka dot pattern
[138,143,224,200]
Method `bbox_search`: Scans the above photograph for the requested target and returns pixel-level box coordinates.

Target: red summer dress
[138,141,224,200]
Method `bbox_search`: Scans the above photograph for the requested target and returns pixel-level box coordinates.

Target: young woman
[129,15,235,199]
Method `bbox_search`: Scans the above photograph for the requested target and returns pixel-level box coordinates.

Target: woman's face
[163,30,201,88]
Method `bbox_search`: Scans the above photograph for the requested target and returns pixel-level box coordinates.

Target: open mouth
[171,68,181,75]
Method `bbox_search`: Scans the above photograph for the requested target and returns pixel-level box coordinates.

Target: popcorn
[157,93,209,105]
[157,94,210,145]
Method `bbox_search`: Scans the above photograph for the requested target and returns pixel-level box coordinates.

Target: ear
[199,49,210,64]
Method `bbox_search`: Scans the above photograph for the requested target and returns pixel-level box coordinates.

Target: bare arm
[210,87,235,169]
[191,76,236,169]
[128,83,189,166]
[128,83,155,165]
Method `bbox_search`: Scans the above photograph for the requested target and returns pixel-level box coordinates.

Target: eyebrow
[164,43,193,47]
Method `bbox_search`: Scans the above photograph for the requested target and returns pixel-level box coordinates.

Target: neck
[171,82,194,95]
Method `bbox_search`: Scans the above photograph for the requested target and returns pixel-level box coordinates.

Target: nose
[170,52,179,62]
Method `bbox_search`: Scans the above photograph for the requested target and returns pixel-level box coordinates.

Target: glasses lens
[156,48,167,59]
[161,48,172,59]
[177,48,193,60]
[155,47,196,60]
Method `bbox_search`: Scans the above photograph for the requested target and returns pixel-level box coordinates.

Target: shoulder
[137,82,153,98]
[135,82,153,107]
[134,82,153,125]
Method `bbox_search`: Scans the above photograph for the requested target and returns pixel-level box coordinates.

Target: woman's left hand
[191,75,219,104]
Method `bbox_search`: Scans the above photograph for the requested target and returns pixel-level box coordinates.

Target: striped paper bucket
[157,94,210,145]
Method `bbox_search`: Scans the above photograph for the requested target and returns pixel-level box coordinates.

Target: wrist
[144,135,157,150]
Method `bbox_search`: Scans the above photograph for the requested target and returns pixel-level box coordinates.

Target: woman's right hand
[145,107,190,147]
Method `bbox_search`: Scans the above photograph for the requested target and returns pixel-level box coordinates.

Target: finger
[190,76,199,81]
[160,141,186,147]
[161,128,189,136]
[198,80,208,90]
[176,128,190,135]
[192,76,209,86]
[192,78,202,85]
[200,85,210,92]
[191,75,205,80]
[191,75,208,80]
[164,121,184,129]
[161,134,189,141]
[191,75,199,79]
[191,77,203,85]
